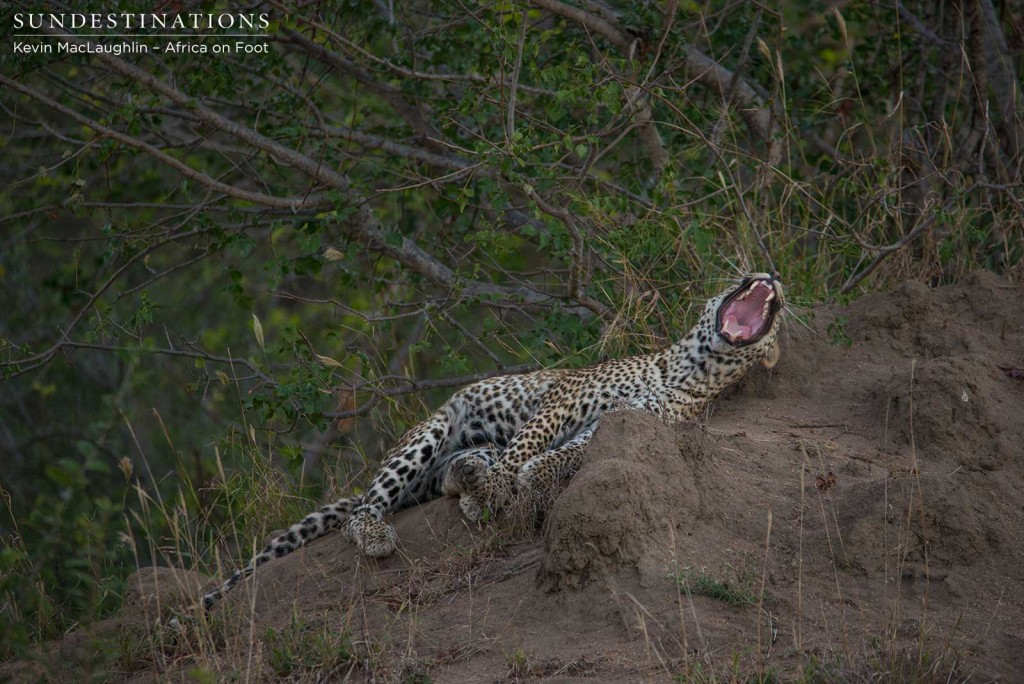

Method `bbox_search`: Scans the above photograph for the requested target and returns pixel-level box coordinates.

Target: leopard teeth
[746,283,760,297]
[740,282,773,303]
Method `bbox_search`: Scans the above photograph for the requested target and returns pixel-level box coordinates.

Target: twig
[520,185,606,313]
[57,341,274,385]
[0,226,210,377]
[438,309,504,367]
[894,1,956,48]
[506,9,529,149]
[837,213,941,295]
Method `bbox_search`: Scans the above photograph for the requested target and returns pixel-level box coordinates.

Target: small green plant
[827,316,853,347]
[116,625,157,673]
[264,614,353,678]
[505,647,532,679]
[186,668,218,684]
[402,669,433,684]
[674,564,761,607]
[672,661,706,683]
[798,653,843,682]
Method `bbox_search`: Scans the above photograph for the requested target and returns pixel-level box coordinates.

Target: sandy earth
[5,271,1024,682]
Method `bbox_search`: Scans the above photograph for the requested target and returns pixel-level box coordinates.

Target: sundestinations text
[13,13,270,31]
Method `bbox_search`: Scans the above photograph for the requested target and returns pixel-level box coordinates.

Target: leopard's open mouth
[716,277,780,346]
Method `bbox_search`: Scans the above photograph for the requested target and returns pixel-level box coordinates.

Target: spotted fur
[198,274,784,612]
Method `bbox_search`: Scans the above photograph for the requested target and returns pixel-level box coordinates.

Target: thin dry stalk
[755,508,772,673]
[796,464,806,652]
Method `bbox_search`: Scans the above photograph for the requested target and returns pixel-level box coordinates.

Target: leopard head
[699,273,784,369]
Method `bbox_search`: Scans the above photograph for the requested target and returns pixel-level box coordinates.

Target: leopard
[196,273,784,613]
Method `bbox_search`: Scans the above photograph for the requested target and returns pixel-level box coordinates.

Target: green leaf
[252,313,265,350]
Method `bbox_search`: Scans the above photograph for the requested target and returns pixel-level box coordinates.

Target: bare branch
[33,29,356,192]
[530,0,773,153]
[679,44,773,145]
[327,129,476,173]
[506,9,529,148]
[894,1,956,48]
[837,222,933,295]
[58,341,274,385]
[530,0,633,51]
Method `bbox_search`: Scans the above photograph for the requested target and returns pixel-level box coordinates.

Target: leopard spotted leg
[455,427,594,521]
[191,404,473,620]
[345,446,498,555]
[455,391,587,521]
[345,406,468,556]
[516,428,594,493]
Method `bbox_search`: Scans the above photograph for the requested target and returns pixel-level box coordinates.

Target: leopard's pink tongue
[720,312,757,340]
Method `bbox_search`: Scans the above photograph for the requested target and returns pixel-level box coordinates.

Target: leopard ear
[761,339,781,369]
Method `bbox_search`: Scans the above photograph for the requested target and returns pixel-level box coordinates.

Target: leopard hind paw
[346,507,398,558]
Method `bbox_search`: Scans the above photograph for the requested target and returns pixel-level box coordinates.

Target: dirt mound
[540,411,704,589]
[10,272,1024,682]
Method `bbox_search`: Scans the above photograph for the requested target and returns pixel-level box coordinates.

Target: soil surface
[6,271,1024,682]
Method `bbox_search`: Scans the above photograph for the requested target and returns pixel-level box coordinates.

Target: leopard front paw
[457,464,516,523]
[516,459,544,491]
[445,453,489,495]
[346,508,398,558]
[516,459,565,508]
